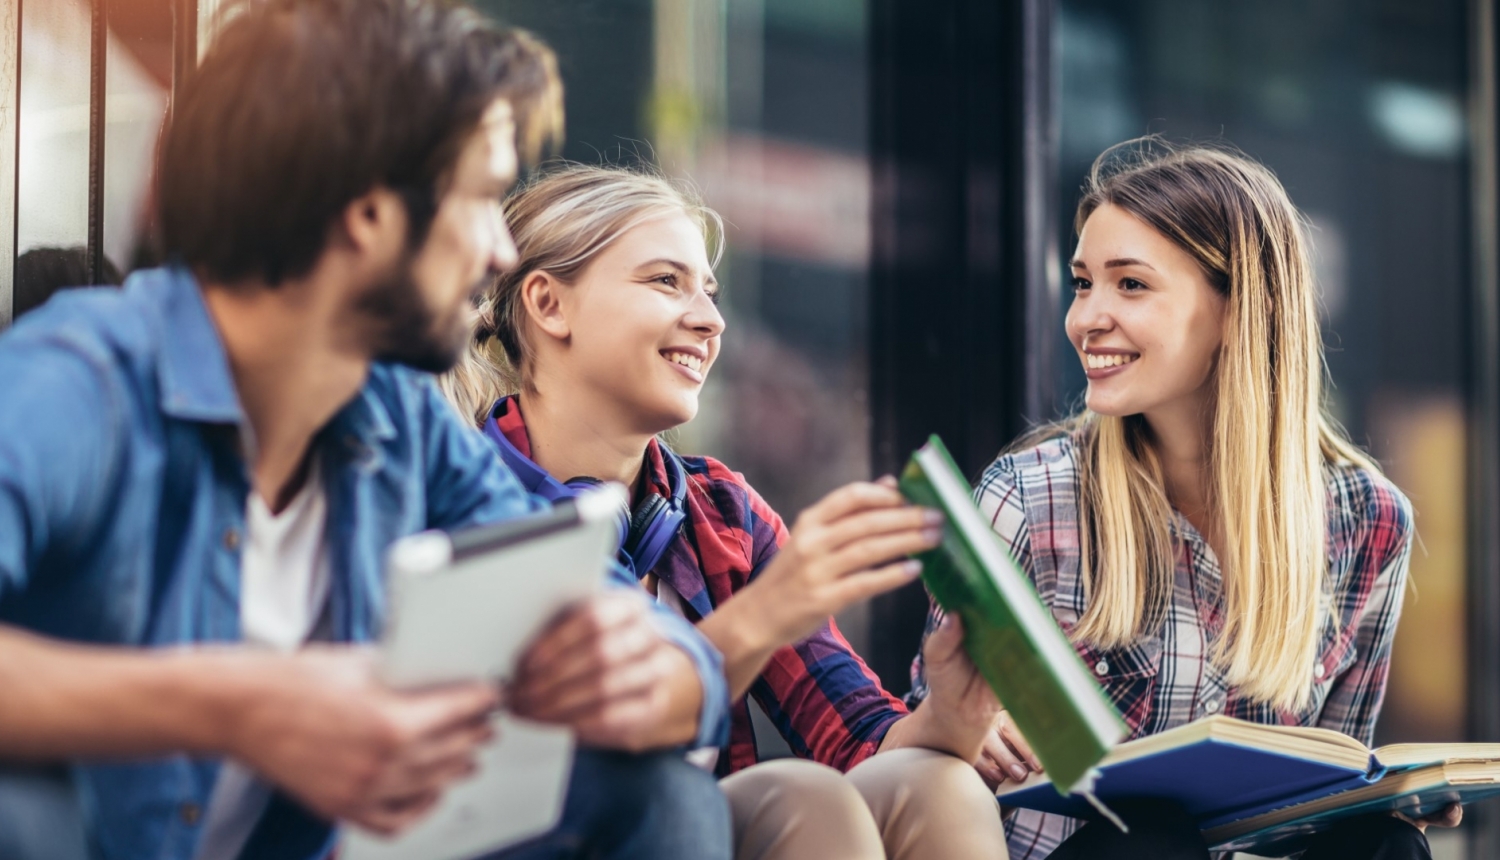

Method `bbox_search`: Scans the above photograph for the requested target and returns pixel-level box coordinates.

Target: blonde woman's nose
[686,289,726,336]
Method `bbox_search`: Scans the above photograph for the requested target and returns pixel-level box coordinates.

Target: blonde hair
[440,163,725,424]
[1034,140,1378,711]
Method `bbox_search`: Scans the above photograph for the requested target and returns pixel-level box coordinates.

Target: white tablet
[378,483,624,688]
[342,484,625,860]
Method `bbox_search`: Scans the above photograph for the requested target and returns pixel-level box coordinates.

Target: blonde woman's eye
[654,273,678,288]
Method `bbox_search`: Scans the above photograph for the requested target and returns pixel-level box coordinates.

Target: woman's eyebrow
[1102,257,1156,271]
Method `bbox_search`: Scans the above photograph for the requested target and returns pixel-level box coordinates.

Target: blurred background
[0,0,1494,855]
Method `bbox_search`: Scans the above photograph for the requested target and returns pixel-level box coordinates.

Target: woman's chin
[634,394,698,434]
[1084,393,1135,418]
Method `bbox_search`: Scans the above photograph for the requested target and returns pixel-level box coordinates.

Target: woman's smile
[661,346,707,383]
[1081,347,1140,380]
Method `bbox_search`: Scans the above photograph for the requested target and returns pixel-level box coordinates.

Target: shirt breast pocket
[1073,635,1163,735]
[1291,630,1359,723]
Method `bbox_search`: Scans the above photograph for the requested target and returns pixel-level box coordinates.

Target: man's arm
[0,625,240,759]
[0,348,498,835]
[0,626,500,835]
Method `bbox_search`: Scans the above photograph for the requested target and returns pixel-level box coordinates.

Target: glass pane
[14,0,168,317]
[17,0,92,266]
[1055,0,1471,758]
[479,0,873,647]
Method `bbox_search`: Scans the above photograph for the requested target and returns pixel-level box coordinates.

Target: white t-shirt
[195,461,333,860]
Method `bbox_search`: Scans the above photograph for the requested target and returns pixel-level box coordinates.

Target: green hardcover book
[899,434,1127,795]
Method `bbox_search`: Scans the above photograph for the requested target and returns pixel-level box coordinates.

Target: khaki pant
[720,748,1009,860]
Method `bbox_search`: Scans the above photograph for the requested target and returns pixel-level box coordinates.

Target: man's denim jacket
[0,267,728,860]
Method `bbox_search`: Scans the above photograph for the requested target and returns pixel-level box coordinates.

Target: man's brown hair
[158,0,563,286]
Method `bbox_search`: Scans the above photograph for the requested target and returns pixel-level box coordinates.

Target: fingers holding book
[1393,802,1462,833]
[978,712,1043,789]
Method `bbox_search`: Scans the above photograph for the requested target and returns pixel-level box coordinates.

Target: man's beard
[356,253,476,374]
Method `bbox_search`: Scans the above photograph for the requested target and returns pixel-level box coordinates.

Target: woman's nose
[686,289,726,337]
[1066,293,1114,339]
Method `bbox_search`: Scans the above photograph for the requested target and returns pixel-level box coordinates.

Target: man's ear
[336,187,408,261]
[518,270,570,344]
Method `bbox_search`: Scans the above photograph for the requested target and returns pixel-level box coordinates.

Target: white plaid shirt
[908,434,1414,860]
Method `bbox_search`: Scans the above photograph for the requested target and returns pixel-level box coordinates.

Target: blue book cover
[1206,761,1500,854]
[998,715,1500,854]
[999,731,1377,824]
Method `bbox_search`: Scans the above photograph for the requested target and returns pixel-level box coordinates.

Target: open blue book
[996,716,1500,854]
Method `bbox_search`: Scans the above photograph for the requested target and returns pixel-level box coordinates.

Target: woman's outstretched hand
[698,476,943,698]
[754,477,943,645]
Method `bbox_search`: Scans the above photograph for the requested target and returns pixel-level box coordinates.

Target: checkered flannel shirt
[907,433,1414,860]
[493,399,908,776]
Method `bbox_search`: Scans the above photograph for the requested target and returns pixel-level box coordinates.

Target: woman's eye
[1071,277,1092,292]
[653,273,679,288]
[706,289,722,306]
[1120,277,1148,292]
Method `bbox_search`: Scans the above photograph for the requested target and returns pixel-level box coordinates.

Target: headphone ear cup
[625,494,670,556]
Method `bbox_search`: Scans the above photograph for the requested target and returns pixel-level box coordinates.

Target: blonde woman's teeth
[1085,353,1138,369]
[665,351,704,373]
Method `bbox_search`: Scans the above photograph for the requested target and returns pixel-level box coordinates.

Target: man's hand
[880,613,1004,763]
[509,592,698,751]
[225,647,500,835]
[1394,803,1462,833]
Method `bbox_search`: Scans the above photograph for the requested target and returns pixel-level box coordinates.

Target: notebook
[898,434,1127,797]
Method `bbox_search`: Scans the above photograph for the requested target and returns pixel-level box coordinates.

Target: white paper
[1067,768,1129,834]
[341,714,575,860]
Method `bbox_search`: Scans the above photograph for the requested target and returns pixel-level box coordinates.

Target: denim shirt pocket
[1073,635,1164,735]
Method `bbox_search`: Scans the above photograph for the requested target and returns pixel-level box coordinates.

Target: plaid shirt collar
[485,395,710,614]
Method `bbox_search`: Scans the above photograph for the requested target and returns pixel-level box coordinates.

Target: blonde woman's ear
[519,270,571,342]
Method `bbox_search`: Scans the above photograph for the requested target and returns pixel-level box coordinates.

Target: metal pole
[86,0,108,286]
[1468,0,1500,855]
[1020,0,1059,427]
[0,0,19,328]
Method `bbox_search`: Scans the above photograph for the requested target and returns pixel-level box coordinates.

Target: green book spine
[899,435,1126,793]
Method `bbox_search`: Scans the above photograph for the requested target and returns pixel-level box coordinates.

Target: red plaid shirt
[493,400,908,776]
[909,433,1415,860]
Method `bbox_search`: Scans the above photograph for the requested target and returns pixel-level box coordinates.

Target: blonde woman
[909,141,1459,859]
[441,164,1010,860]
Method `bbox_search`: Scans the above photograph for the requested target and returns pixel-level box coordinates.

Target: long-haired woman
[909,140,1459,860]
[442,164,1011,860]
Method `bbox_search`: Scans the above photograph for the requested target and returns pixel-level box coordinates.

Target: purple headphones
[483,406,688,580]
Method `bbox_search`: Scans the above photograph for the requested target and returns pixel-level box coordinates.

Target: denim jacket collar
[156,266,398,453]
[157,266,244,425]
